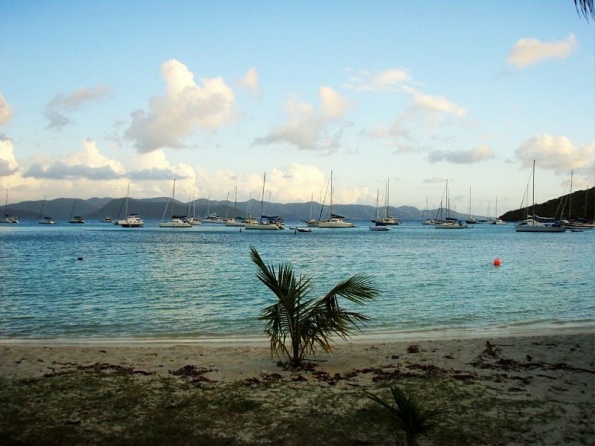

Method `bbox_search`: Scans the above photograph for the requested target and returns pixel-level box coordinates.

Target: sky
[1,1,594,216]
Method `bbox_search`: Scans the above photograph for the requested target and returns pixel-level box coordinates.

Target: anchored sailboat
[319,171,354,228]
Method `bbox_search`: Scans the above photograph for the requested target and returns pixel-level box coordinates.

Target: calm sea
[1,220,593,342]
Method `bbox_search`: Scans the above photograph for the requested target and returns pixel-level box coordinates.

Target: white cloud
[402,86,466,117]
[0,137,19,176]
[345,68,410,92]
[125,59,236,153]
[508,33,577,68]
[239,67,259,93]
[429,146,495,164]
[23,139,126,180]
[253,87,351,152]
[45,85,113,130]
[515,134,594,174]
[0,94,13,125]
[373,86,466,144]
[320,86,353,118]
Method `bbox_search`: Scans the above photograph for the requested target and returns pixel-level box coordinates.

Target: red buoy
[493,258,501,266]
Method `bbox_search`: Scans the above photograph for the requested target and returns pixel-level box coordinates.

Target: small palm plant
[250,247,379,368]
[367,386,447,446]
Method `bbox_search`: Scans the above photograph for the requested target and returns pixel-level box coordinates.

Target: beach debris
[407,345,421,353]
[483,341,502,358]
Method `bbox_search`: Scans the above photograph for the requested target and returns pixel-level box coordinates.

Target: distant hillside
[6,197,472,222]
[10,188,593,223]
[500,187,594,222]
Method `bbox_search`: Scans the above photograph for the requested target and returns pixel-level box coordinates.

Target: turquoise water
[1,221,593,340]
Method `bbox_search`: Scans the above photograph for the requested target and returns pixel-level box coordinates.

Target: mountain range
[2,187,593,222]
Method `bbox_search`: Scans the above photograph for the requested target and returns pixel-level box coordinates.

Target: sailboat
[515,161,566,233]
[435,180,467,229]
[117,183,144,227]
[465,187,477,224]
[38,195,55,224]
[68,199,85,223]
[488,197,506,225]
[225,186,246,227]
[302,192,320,227]
[159,179,192,228]
[244,173,284,230]
[319,171,354,228]
[369,189,390,231]
[371,179,399,226]
[421,197,437,225]
[0,190,19,224]
[562,172,594,230]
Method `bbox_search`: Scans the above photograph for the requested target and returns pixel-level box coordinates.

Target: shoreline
[1,322,593,347]
[2,330,593,382]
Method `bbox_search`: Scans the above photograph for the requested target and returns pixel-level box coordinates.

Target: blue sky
[1,1,593,216]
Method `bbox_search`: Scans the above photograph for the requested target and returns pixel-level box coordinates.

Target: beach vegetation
[366,385,448,446]
[250,246,379,368]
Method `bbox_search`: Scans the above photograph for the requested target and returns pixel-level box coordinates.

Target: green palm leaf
[251,247,379,367]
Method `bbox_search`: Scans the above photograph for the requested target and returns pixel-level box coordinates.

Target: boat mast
[531,160,536,219]
[260,172,266,217]
[385,179,390,218]
[569,170,573,219]
[329,170,334,218]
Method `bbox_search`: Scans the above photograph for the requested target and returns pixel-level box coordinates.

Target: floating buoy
[493,258,501,266]
[77,257,83,261]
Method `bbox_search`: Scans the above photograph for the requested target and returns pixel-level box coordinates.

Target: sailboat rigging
[515,160,566,233]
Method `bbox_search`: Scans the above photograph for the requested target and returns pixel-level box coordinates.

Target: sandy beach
[1,332,593,445]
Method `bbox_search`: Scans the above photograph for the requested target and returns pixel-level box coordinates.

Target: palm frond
[575,0,594,21]
[367,386,448,445]
[251,247,378,367]
[321,273,379,306]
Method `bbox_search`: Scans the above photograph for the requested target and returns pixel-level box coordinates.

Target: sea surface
[1,220,594,342]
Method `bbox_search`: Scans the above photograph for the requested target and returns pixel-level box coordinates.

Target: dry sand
[1,332,593,445]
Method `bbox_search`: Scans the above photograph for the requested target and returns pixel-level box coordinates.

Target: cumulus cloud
[429,146,495,164]
[402,86,466,117]
[373,85,466,144]
[23,139,126,180]
[345,68,410,92]
[515,134,594,174]
[125,59,236,153]
[0,136,19,176]
[253,87,352,152]
[0,94,13,125]
[239,67,259,93]
[44,85,112,130]
[508,33,577,68]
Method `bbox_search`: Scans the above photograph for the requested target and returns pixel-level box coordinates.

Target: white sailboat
[244,173,284,230]
[1,190,19,224]
[68,199,85,224]
[302,192,320,227]
[38,195,55,224]
[515,160,566,233]
[488,197,506,225]
[225,186,246,227]
[318,171,354,228]
[371,179,399,226]
[117,183,144,227]
[369,189,390,231]
[465,187,477,224]
[160,179,192,228]
[435,180,467,229]
[562,171,594,230]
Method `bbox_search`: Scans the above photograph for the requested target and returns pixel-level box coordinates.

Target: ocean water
[0,220,593,341]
